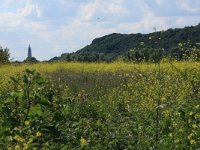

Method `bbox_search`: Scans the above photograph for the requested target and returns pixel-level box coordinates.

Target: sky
[0,0,200,61]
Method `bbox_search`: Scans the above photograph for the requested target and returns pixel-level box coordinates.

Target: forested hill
[51,23,200,62]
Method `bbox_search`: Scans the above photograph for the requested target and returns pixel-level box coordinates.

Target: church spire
[28,44,32,59]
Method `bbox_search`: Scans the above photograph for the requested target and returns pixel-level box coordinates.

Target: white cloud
[155,0,163,5]
[77,0,128,21]
[116,12,169,33]
[105,0,128,14]
[77,0,100,20]
[175,16,200,26]
[178,0,200,12]
[16,0,41,18]
[0,0,42,29]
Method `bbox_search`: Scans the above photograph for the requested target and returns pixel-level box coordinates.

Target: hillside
[51,23,200,62]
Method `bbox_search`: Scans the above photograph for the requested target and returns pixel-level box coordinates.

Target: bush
[0,46,10,64]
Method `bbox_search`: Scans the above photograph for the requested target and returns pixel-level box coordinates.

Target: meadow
[0,61,199,149]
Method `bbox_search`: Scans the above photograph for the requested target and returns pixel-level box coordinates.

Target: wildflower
[161,97,165,101]
[188,134,193,140]
[189,112,193,116]
[14,145,21,150]
[28,138,33,144]
[175,112,181,116]
[36,131,42,137]
[178,43,183,47]
[80,136,87,147]
[192,124,197,129]
[195,113,200,119]
[190,140,196,145]
[14,135,23,142]
[25,121,30,126]
[23,143,29,150]
[191,130,196,134]
[172,122,177,127]
[163,110,170,116]
[175,139,179,144]
[6,127,10,131]
[168,133,173,137]
[45,142,49,146]
[125,73,129,76]
[178,128,183,132]
[14,127,18,131]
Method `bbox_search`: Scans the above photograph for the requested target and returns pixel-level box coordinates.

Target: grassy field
[0,61,199,149]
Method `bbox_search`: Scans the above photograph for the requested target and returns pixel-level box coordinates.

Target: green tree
[24,57,39,63]
[0,46,10,64]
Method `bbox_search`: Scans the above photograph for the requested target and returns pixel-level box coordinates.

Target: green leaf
[29,105,42,117]
[36,76,45,85]
[53,112,64,122]
[36,97,50,106]
[10,91,23,98]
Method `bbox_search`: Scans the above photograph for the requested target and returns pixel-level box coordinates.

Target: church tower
[28,44,32,59]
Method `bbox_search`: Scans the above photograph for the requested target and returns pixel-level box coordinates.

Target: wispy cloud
[0,0,42,29]
[177,0,200,12]
[77,0,128,21]
[155,0,164,6]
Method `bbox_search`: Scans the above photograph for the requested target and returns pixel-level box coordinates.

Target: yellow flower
[161,97,165,101]
[175,112,181,116]
[195,114,200,119]
[80,136,87,147]
[189,112,193,116]
[192,124,197,129]
[188,134,193,140]
[168,133,173,137]
[175,139,179,144]
[36,131,42,137]
[23,143,29,150]
[178,128,183,132]
[28,138,33,144]
[14,145,21,150]
[14,127,18,131]
[190,140,196,145]
[25,121,30,126]
[172,122,177,127]
[14,135,22,141]
[45,142,49,146]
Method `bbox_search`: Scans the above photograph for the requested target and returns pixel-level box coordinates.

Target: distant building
[28,44,32,59]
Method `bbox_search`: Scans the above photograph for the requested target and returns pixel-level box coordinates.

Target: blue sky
[0,0,200,61]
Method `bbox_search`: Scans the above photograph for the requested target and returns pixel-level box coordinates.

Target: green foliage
[1,70,73,148]
[51,23,200,62]
[0,64,199,149]
[24,57,39,63]
[0,69,63,149]
[125,48,164,63]
[0,46,10,64]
